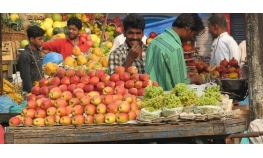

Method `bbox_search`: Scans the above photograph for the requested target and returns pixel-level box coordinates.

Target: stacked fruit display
[187,57,242,80]
[183,41,196,67]
[146,31,159,45]
[9,65,159,127]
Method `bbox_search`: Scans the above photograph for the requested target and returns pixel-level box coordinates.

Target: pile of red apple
[182,41,195,52]
[9,65,159,127]
[146,31,159,45]
[187,58,241,80]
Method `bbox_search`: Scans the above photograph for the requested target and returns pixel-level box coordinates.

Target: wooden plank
[5,118,247,144]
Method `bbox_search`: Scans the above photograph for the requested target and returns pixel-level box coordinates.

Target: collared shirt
[108,42,147,75]
[109,34,147,53]
[145,28,190,91]
[210,32,241,66]
[42,36,90,59]
[18,45,43,93]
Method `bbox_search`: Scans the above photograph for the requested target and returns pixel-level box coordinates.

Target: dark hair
[27,25,45,39]
[123,13,145,32]
[67,17,82,30]
[172,13,205,32]
[208,13,228,30]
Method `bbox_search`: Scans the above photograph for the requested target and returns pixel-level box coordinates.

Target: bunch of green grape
[171,83,198,106]
[196,94,218,106]
[140,95,164,111]
[163,93,182,109]
[204,85,222,101]
[143,85,164,100]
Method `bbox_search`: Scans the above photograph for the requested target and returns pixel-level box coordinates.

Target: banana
[3,78,14,88]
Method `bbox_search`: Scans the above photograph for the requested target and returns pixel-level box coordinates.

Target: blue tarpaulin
[144,13,206,37]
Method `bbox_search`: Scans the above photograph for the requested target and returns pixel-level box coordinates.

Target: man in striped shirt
[108,13,147,75]
[145,13,205,91]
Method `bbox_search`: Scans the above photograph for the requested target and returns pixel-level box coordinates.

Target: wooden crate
[2,41,19,61]
[2,60,14,80]
[232,105,250,129]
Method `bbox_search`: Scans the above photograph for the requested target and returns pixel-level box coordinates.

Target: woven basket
[1,30,27,41]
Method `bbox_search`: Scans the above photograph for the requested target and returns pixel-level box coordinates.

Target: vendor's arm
[18,54,33,93]
[123,44,142,71]
[42,39,62,54]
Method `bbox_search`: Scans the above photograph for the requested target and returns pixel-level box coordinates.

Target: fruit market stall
[4,118,246,144]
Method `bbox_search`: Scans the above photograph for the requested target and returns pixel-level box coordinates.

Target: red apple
[23,117,33,126]
[139,74,150,81]
[90,95,102,105]
[76,83,85,90]
[127,66,138,75]
[115,66,125,75]
[58,84,68,92]
[84,84,95,93]
[94,114,105,124]
[46,107,57,116]
[130,73,140,82]
[56,107,67,117]
[128,111,137,120]
[142,80,152,88]
[66,106,74,116]
[39,78,49,87]
[110,73,120,82]
[149,32,157,38]
[60,76,71,85]
[59,116,72,125]
[27,94,37,101]
[35,108,47,118]
[65,69,75,78]
[100,74,110,83]
[102,95,114,105]
[9,116,21,126]
[105,81,116,89]
[67,84,77,93]
[102,86,114,95]
[68,98,80,106]
[70,76,80,85]
[87,70,96,78]
[120,72,130,82]
[118,101,130,113]
[95,69,105,78]
[61,91,73,101]
[84,104,96,116]
[80,96,91,106]
[44,115,55,126]
[56,68,66,79]
[116,113,129,123]
[89,76,100,86]
[80,76,90,84]
[96,103,107,114]
[137,88,144,96]
[85,115,94,124]
[54,98,68,108]
[25,109,36,119]
[134,81,143,89]
[27,100,38,109]
[50,77,61,86]
[114,86,126,95]
[105,113,116,124]
[128,88,138,96]
[33,118,45,126]
[96,82,106,92]
[106,102,119,114]
[40,99,53,110]
[31,86,41,95]
[130,102,139,111]
[75,69,86,77]
[125,80,134,89]
[72,114,85,125]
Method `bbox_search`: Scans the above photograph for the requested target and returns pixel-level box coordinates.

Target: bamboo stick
[99,13,109,48]
[0,13,3,95]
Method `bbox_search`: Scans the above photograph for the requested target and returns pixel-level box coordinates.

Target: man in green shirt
[145,13,205,91]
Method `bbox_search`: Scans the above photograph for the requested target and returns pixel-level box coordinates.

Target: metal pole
[0,13,3,95]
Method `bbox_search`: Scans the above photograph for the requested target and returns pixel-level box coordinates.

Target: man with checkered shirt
[108,13,147,75]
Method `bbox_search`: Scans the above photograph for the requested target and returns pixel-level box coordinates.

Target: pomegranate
[220,73,229,79]
[220,58,228,68]
[229,57,238,68]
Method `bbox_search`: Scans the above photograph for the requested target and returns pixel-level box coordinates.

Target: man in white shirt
[207,14,241,66]
[109,33,147,53]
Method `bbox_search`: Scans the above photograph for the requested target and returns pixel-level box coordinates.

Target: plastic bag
[194,105,223,114]
[187,82,218,97]
[183,104,196,113]
[137,108,162,120]
[162,107,183,117]
[43,52,63,65]
[0,95,18,113]
[10,101,27,113]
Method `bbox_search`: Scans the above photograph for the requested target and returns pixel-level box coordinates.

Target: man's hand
[127,42,143,60]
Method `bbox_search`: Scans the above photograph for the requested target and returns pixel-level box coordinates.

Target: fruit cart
[4,118,246,144]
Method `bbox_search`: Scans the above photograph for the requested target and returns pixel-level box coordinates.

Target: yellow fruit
[72,46,81,56]
[76,54,88,66]
[90,34,98,42]
[64,56,77,67]
[86,60,97,69]
[57,33,66,38]
[52,13,62,22]
[105,42,113,49]
[46,28,54,38]
[44,62,58,76]
[53,21,62,28]
[75,13,82,19]
[95,38,101,44]
[92,62,103,69]
[60,21,67,27]
[92,48,104,57]
[44,18,53,25]
[9,13,19,22]
[99,56,109,67]
[43,21,52,31]
[87,53,100,62]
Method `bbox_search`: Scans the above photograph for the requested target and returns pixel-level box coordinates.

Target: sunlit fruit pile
[9,65,160,127]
